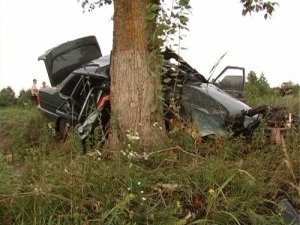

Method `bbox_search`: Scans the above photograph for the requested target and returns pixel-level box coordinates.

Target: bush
[245,71,274,100]
[17,89,34,107]
[292,84,300,97]
[0,86,16,107]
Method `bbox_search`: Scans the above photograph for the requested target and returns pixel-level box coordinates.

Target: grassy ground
[246,91,300,113]
[0,96,299,224]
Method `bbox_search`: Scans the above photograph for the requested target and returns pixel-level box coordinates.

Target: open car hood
[38,36,102,87]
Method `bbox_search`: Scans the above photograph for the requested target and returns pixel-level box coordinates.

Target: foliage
[0,87,39,108]
[292,83,300,97]
[79,0,192,54]
[154,0,191,49]
[245,71,273,99]
[0,87,17,108]
[245,71,300,113]
[79,0,278,19]
[17,89,33,107]
[241,0,278,19]
[79,0,112,12]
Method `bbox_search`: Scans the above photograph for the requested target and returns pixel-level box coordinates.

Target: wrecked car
[38,36,110,143]
[37,36,264,145]
[162,49,262,139]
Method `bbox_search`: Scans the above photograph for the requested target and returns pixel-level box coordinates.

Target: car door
[212,66,246,101]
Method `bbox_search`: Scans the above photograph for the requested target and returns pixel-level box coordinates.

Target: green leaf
[145,12,156,21]
[149,3,159,12]
[179,15,189,24]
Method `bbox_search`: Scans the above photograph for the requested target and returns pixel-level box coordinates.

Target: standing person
[41,81,47,88]
[31,79,39,104]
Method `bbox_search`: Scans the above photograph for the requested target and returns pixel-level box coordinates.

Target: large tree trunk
[109,0,164,150]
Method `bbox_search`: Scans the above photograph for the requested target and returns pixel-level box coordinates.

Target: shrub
[245,71,274,100]
[17,89,33,107]
[0,86,16,107]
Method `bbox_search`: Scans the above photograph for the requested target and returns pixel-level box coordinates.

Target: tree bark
[109,0,164,150]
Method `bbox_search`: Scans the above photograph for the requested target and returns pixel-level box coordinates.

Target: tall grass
[245,88,299,114]
[247,95,299,114]
[0,100,299,224]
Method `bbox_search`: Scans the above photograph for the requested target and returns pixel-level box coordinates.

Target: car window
[218,75,244,91]
[52,46,100,75]
[183,84,228,117]
[182,84,229,136]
